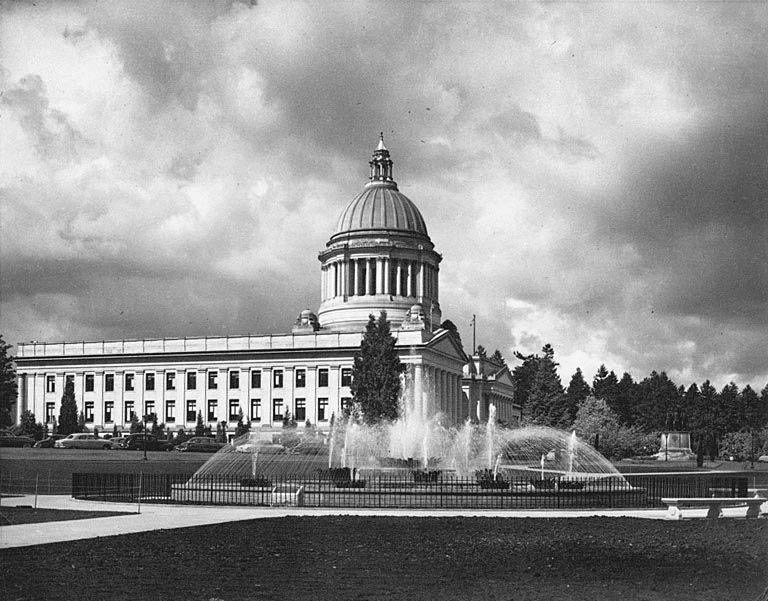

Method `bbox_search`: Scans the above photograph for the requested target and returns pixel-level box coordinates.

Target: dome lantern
[369,132,394,182]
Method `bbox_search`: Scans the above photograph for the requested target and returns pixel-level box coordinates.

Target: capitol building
[14,137,519,437]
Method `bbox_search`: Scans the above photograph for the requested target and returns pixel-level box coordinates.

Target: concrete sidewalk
[0,494,748,550]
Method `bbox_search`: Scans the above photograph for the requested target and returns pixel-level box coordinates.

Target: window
[295,398,306,422]
[295,369,306,388]
[186,400,196,423]
[251,370,261,388]
[165,400,175,423]
[166,372,176,390]
[104,373,114,392]
[104,401,114,423]
[341,368,353,387]
[341,397,353,413]
[84,401,94,422]
[145,372,155,391]
[273,369,283,388]
[208,371,218,390]
[187,371,197,390]
[250,399,261,422]
[85,374,95,392]
[145,400,155,420]
[229,399,240,422]
[125,373,135,392]
[65,374,74,388]
[273,398,284,421]
[124,401,134,423]
[207,399,218,422]
[46,375,56,393]
[318,368,329,388]
[45,402,56,423]
[317,398,328,422]
[229,370,239,389]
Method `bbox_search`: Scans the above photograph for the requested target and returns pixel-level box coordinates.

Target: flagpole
[472,314,476,354]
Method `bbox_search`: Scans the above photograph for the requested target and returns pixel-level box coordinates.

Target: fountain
[176,366,631,503]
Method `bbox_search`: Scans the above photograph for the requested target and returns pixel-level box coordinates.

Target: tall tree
[634,371,680,432]
[527,346,566,426]
[563,367,590,427]
[614,372,638,426]
[439,320,462,347]
[718,382,740,434]
[592,365,619,410]
[194,411,205,436]
[235,408,250,437]
[351,311,405,424]
[490,349,506,367]
[511,351,541,409]
[77,410,86,433]
[0,336,17,428]
[19,409,44,440]
[58,381,78,436]
[129,411,143,433]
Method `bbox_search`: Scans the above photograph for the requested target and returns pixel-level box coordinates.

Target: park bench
[270,484,305,507]
[661,496,766,520]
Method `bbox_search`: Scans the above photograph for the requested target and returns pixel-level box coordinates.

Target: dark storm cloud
[1,0,767,388]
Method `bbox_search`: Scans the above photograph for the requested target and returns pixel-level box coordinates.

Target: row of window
[43,397,353,425]
[44,368,354,394]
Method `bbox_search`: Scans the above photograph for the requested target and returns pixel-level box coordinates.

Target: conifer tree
[58,381,78,435]
[615,372,638,426]
[77,410,86,433]
[0,336,17,428]
[129,411,143,433]
[527,346,566,426]
[563,368,590,426]
[235,408,251,437]
[351,311,405,424]
[195,411,205,436]
[511,351,541,409]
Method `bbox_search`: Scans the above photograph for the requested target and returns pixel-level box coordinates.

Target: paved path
[0,494,750,549]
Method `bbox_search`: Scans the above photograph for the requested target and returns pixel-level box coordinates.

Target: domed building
[12,137,520,436]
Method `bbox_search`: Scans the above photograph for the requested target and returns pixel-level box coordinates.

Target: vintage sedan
[54,433,113,450]
[34,435,66,448]
[175,437,226,453]
[0,434,35,448]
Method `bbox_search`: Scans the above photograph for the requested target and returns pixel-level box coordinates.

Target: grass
[1,516,767,601]
[0,505,133,526]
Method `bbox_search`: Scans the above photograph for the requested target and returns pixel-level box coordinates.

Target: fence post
[34,473,39,509]
[137,472,142,515]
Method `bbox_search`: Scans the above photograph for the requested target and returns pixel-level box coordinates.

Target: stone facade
[13,137,519,435]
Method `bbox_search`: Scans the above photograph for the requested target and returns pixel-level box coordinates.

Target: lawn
[0,505,133,526]
[2,516,767,601]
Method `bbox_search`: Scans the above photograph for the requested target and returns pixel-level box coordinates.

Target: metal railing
[69,472,749,510]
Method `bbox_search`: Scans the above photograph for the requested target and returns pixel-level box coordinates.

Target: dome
[333,181,428,238]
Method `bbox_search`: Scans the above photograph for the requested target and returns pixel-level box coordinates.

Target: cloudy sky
[1,1,766,390]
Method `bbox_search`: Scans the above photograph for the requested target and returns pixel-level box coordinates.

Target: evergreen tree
[563,368,590,426]
[718,382,740,434]
[351,311,405,424]
[511,351,541,409]
[195,411,205,436]
[475,345,487,358]
[527,347,566,426]
[51,416,58,435]
[439,320,462,346]
[58,381,78,435]
[614,372,638,426]
[490,349,506,366]
[216,420,228,443]
[112,423,119,438]
[129,411,143,433]
[19,410,44,439]
[235,408,250,437]
[77,410,86,433]
[742,385,762,432]
[634,371,680,432]
[0,336,17,428]
[592,365,619,411]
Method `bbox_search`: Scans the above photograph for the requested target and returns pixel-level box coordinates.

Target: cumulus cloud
[1,0,766,390]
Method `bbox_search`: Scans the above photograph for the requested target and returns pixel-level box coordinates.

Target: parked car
[34,434,66,448]
[0,434,35,448]
[175,437,226,453]
[758,455,768,463]
[235,441,285,454]
[54,433,112,450]
[123,434,174,451]
[110,436,128,450]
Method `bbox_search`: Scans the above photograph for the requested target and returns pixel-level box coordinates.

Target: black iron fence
[70,472,750,510]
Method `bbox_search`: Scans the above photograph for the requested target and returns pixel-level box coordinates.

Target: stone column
[376,258,383,294]
[406,261,413,297]
[383,258,390,295]
[413,363,423,420]
[366,258,374,295]
[353,259,360,296]
[394,260,402,296]
[262,367,272,426]
[418,262,425,300]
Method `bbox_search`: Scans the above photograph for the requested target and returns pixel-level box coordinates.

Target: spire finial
[369,132,394,183]
[377,132,387,151]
